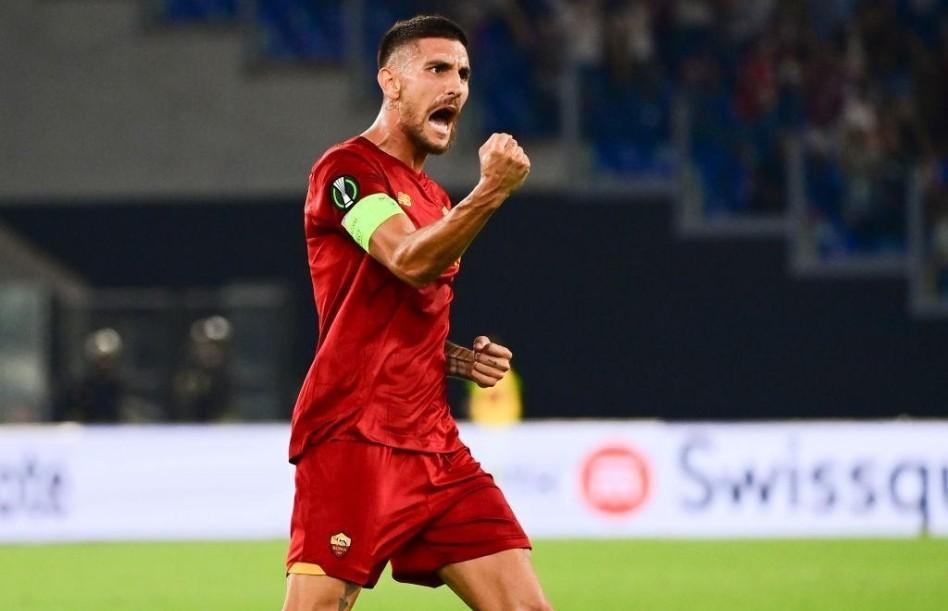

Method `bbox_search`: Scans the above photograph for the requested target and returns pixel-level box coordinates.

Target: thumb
[473,336,491,352]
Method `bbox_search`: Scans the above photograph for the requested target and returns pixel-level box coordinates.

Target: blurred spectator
[735,38,778,122]
[474,0,562,137]
[466,367,524,427]
[560,0,605,68]
[172,315,233,422]
[681,47,746,215]
[583,0,675,176]
[53,328,126,423]
[669,0,716,65]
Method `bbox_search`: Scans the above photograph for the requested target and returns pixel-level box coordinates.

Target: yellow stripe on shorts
[287,562,327,576]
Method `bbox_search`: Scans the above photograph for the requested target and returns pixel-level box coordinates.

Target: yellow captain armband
[341,193,405,251]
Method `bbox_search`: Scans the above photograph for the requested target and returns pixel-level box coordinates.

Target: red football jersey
[289,136,464,462]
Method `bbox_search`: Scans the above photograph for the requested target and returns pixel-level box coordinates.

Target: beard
[402,108,459,156]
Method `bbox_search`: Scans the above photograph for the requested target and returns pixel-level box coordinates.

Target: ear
[378,66,401,101]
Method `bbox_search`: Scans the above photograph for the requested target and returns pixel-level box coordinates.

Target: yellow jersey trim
[341,192,405,251]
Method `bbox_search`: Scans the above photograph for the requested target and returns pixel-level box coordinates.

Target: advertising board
[1,421,945,542]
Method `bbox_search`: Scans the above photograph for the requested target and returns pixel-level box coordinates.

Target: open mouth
[427,106,458,137]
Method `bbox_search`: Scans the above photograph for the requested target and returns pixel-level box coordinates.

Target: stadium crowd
[159,1,947,257]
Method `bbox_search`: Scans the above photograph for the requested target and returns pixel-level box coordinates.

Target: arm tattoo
[445,341,475,380]
[337,582,359,611]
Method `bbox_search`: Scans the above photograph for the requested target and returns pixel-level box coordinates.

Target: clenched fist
[478,133,531,197]
[445,336,514,388]
[469,336,513,388]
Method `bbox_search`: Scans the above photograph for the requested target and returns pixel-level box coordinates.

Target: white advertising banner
[465,421,948,539]
[0,424,294,542]
[1,421,945,542]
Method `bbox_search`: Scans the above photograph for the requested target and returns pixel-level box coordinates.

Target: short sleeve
[309,149,405,251]
[310,150,389,220]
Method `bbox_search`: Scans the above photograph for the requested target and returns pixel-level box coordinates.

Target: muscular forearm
[368,133,528,288]
[390,181,508,286]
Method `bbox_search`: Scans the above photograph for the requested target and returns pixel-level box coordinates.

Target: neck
[361,109,427,172]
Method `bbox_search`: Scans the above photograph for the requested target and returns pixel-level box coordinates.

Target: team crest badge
[329,532,352,558]
[397,192,412,207]
[330,176,359,210]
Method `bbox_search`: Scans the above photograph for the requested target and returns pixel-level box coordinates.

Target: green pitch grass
[1,539,945,610]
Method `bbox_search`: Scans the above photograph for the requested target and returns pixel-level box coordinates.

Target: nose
[444,71,464,98]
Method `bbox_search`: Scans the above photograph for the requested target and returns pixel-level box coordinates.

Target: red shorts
[286,440,530,588]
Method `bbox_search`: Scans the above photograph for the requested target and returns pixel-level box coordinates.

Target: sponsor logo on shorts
[329,532,352,558]
[397,192,412,207]
[330,176,359,211]
[580,444,651,516]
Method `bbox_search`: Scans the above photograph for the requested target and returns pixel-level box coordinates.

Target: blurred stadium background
[1,0,947,609]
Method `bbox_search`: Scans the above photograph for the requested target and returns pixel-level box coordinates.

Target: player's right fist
[478,133,531,197]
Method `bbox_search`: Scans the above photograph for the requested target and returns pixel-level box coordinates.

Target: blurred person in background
[455,333,524,426]
[466,369,524,426]
[471,0,563,137]
[838,85,885,239]
[560,0,604,69]
[52,328,125,423]
[172,315,232,422]
[283,15,549,611]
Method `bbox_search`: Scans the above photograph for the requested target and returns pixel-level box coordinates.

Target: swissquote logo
[581,444,652,516]
[330,176,359,210]
[329,532,352,558]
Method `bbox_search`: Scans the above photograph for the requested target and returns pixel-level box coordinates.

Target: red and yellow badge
[397,192,412,207]
[329,532,352,558]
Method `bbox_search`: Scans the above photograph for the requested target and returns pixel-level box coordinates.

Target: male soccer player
[283,15,552,611]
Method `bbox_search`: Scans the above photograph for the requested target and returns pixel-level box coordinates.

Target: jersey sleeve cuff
[341,193,405,251]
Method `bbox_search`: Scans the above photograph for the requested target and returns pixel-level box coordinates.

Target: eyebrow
[424,58,471,77]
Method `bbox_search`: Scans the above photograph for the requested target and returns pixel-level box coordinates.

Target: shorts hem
[391,535,533,588]
[286,562,376,589]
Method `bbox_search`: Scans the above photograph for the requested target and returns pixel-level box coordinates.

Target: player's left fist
[471,336,513,388]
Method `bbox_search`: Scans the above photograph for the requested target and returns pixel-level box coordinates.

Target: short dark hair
[377,15,469,69]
